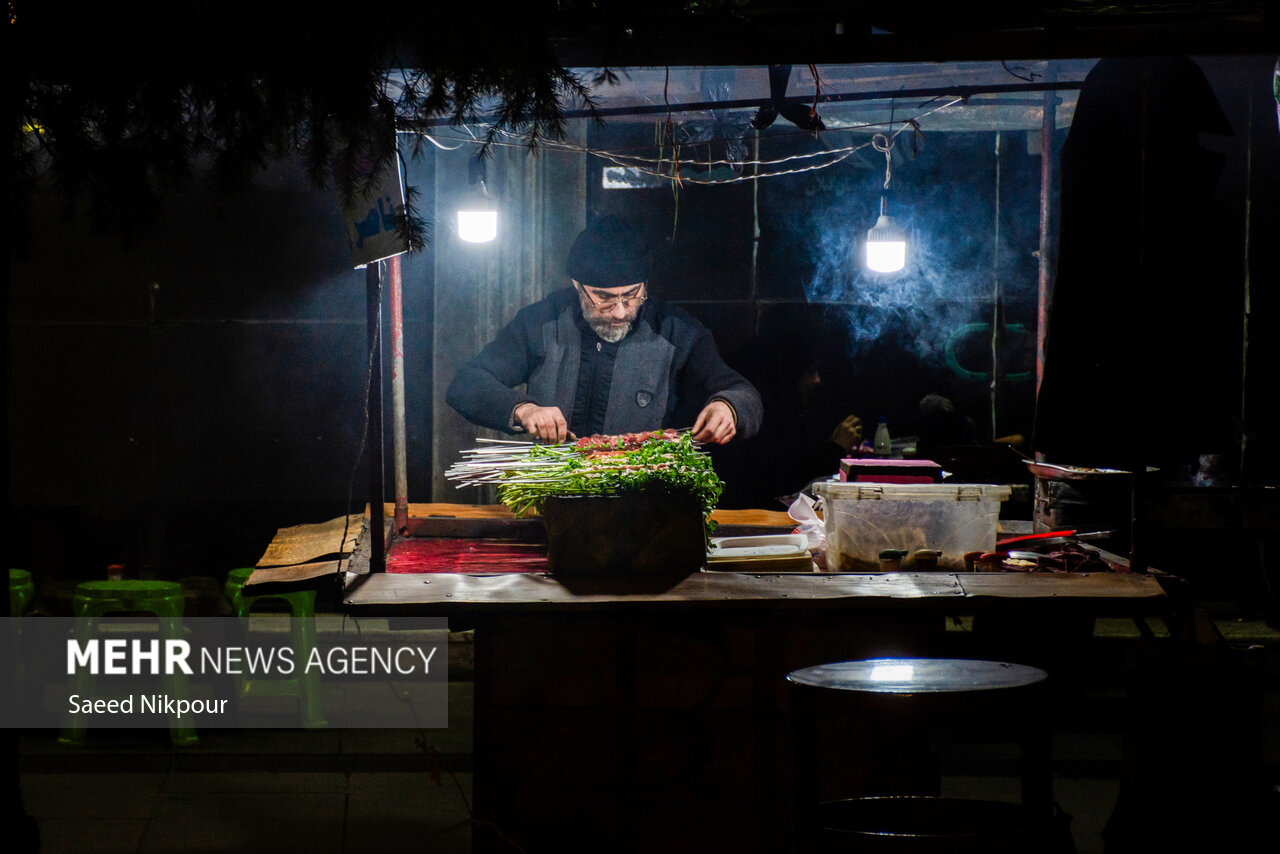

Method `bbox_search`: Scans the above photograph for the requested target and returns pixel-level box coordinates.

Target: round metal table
[787,658,1054,850]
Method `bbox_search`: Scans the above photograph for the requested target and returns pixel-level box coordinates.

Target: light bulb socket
[866,214,905,244]
[459,181,496,212]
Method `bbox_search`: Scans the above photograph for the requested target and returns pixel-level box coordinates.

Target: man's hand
[828,414,864,453]
[692,400,737,445]
[513,403,570,443]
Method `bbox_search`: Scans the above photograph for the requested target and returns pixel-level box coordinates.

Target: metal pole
[366,262,386,573]
[990,131,1002,442]
[1239,89,1253,482]
[1036,68,1057,400]
[750,128,761,336]
[389,254,409,534]
[1130,91,1149,574]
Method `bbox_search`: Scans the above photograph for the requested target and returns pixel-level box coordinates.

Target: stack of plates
[706,534,815,573]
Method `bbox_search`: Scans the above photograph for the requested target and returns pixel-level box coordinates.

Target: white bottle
[873,417,892,456]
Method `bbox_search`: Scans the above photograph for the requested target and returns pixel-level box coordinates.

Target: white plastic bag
[788,492,826,566]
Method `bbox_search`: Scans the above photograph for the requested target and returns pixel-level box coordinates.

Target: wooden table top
[343,566,1169,616]
[341,503,1171,617]
[382,502,795,527]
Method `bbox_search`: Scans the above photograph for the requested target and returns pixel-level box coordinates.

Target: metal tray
[1023,460,1131,482]
[708,534,808,560]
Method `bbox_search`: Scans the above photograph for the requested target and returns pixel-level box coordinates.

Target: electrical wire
[415,134,468,151]
[398,100,946,165]
[599,147,859,185]
[593,96,954,186]
[395,91,961,188]
[339,261,384,578]
[1001,60,1039,83]
[404,95,961,186]
[578,138,865,169]
[808,63,823,120]
[872,133,894,190]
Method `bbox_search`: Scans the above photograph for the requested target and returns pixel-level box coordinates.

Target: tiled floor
[16,618,1280,854]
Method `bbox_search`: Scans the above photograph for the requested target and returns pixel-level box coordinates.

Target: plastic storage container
[813,482,1012,572]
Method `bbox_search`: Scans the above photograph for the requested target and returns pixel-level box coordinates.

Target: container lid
[841,458,941,469]
[708,534,808,560]
[813,481,1012,501]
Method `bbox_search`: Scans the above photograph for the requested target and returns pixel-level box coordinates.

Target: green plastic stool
[60,580,198,747]
[9,569,35,617]
[224,568,327,727]
[9,569,36,691]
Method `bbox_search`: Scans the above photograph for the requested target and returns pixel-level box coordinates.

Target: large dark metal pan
[1023,460,1132,481]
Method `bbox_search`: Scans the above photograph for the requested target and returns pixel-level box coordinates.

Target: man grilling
[446,215,762,445]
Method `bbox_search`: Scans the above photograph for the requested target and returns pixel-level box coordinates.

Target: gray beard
[590,320,631,343]
[577,290,634,343]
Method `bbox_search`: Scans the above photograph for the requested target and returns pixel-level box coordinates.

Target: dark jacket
[446,289,762,438]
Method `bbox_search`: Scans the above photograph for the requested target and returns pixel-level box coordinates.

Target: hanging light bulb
[864,130,908,273]
[457,205,496,243]
[457,155,497,243]
[865,195,906,273]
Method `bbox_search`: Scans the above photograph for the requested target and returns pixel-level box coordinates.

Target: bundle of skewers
[444,437,584,490]
[445,429,724,529]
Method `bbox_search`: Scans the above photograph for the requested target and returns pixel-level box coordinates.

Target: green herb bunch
[497,433,723,537]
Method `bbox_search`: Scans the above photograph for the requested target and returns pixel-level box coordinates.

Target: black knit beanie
[564,215,651,288]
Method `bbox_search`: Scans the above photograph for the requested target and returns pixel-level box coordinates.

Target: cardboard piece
[247,560,344,588]
[256,515,363,567]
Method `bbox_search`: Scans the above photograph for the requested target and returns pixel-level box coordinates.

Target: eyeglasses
[577,284,647,311]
